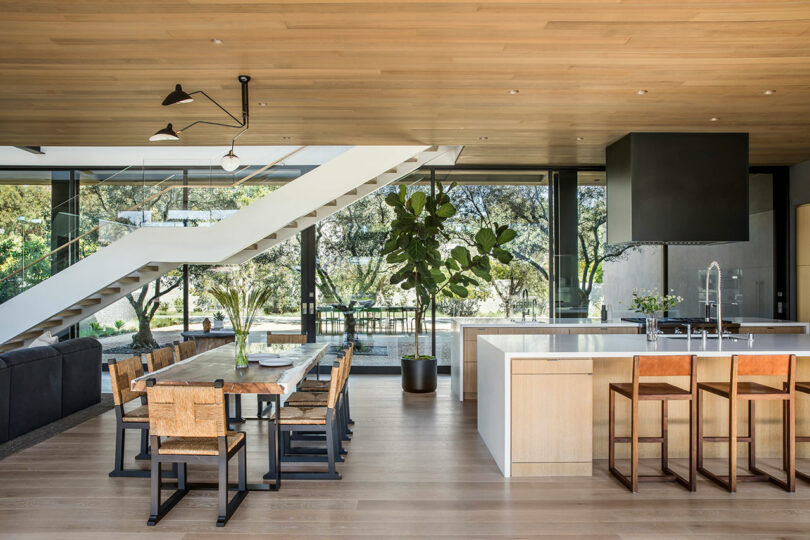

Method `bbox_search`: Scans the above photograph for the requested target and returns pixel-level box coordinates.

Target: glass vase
[234,331,249,369]
[645,314,658,342]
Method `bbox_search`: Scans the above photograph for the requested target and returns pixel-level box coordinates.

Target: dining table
[131,340,329,491]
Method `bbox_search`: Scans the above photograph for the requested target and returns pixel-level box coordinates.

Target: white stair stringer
[0,145,462,349]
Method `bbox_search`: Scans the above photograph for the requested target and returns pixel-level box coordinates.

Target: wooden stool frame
[697,354,796,493]
[146,379,247,527]
[609,354,698,492]
[791,382,810,483]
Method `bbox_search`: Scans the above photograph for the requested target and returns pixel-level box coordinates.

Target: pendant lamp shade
[220,150,240,172]
[161,84,194,106]
[149,123,180,141]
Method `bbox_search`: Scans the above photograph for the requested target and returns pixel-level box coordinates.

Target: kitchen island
[451,317,808,401]
[478,333,810,478]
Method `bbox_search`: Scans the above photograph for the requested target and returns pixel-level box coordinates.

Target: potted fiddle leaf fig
[383,182,516,393]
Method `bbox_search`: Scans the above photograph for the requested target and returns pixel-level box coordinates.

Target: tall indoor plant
[383,182,516,392]
[210,280,273,368]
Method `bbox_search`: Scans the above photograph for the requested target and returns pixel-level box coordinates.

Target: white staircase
[0,145,462,351]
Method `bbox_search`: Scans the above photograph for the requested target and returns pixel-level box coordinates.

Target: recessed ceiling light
[764,89,776,95]
[636,89,648,95]
[281,136,291,140]
[509,89,520,95]
[258,101,268,107]
[710,117,719,122]
[478,136,489,141]
[211,38,223,45]
[576,137,584,141]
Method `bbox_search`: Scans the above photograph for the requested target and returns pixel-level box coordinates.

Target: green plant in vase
[210,282,273,368]
[631,289,683,341]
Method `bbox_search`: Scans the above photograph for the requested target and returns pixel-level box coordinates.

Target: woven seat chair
[256,332,308,417]
[288,344,354,438]
[266,354,346,480]
[172,340,196,362]
[145,379,247,527]
[108,355,152,477]
[145,346,175,373]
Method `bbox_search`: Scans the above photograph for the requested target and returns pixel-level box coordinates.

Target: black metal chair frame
[109,393,151,478]
[146,379,248,527]
[266,360,343,480]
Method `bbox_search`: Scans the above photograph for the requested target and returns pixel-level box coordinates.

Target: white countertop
[480,333,810,358]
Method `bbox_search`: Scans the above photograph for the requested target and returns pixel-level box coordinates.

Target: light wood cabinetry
[511,358,593,476]
[462,325,637,399]
[738,325,806,334]
[798,204,810,323]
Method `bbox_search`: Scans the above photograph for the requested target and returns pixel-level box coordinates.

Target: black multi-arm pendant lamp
[149,75,251,172]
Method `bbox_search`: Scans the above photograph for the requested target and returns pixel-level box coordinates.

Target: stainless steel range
[620,317,741,335]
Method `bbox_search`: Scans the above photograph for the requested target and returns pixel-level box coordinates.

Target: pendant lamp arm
[187,90,245,126]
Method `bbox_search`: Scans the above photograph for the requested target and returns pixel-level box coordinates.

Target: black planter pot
[401,356,437,393]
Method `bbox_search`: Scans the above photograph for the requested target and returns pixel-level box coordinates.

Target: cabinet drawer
[512,358,593,375]
[511,373,593,464]
[571,327,639,335]
[739,325,806,334]
[499,327,569,335]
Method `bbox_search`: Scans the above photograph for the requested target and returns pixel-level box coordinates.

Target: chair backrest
[173,340,197,362]
[327,354,344,410]
[632,355,697,395]
[146,379,227,438]
[146,346,175,373]
[109,356,144,406]
[341,343,354,386]
[636,355,694,377]
[266,331,307,345]
[735,354,794,377]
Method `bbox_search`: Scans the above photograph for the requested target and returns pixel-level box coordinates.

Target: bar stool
[609,354,698,492]
[791,381,810,482]
[697,354,796,492]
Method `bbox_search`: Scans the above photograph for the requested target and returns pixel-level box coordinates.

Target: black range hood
[606,132,749,245]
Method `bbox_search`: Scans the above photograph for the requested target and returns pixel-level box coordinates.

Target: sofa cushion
[51,338,102,416]
[0,346,62,439]
[0,359,9,443]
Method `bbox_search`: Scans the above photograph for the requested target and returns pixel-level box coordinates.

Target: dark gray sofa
[0,338,101,443]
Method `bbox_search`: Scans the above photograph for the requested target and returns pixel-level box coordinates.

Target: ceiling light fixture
[764,89,775,95]
[710,117,719,122]
[636,89,648,95]
[149,123,180,141]
[509,89,520,95]
[161,84,194,106]
[150,75,251,171]
[220,148,240,172]
[258,101,268,107]
[478,136,489,141]
[211,38,223,45]
[576,137,584,141]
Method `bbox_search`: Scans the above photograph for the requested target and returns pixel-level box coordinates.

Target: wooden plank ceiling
[1,1,809,165]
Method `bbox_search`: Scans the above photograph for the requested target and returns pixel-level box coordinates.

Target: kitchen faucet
[705,261,723,337]
[522,289,529,321]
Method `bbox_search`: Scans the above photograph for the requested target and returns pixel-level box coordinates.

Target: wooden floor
[1,375,810,539]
